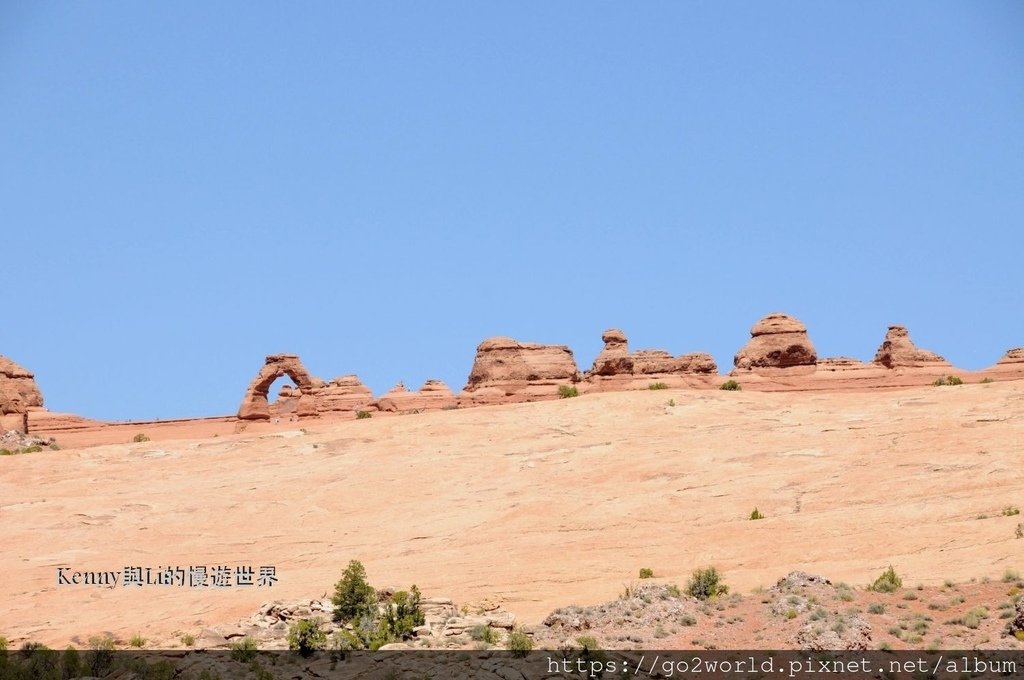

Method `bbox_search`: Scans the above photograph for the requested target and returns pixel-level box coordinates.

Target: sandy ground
[1,381,1022,647]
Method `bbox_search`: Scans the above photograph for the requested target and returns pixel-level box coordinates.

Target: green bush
[21,445,42,453]
[720,380,741,391]
[1003,506,1020,516]
[648,382,669,390]
[0,449,11,456]
[128,634,146,648]
[749,508,765,520]
[506,629,532,658]
[132,433,150,443]
[355,410,372,419]
[180,633,195,647]
[558,385,579,399]
[381,586,425,640]
[869,566,903,593]
[332,560,376,623]
[229,637,257,662]
[470,625,498,644]
[980,377,994,384]
[0,635,6,651]
[687,567,728,600]
[934,375,964,386]
[638,568,654,579]
[288,619,327,657]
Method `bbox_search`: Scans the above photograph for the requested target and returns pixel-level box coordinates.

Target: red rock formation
[1,355,44,432]
[872,326,949,369]
[979,347,1024,382]
[0,355,44,415]
[586,329,717,390]
[461,337,579,404]
[314,375,377,415]
[376,380,457,412]
[733,313,817,372]
[238,354,319,420]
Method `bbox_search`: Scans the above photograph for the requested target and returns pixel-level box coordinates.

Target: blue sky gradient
[2,2,1022,420]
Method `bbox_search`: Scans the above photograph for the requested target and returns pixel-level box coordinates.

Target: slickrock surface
[732,313,818,372]
[460,337,580,404]
[2,381,1022,647]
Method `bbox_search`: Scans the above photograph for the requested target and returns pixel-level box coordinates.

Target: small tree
[332,560,377,623]
[687,566,728,600]
[869,565,903,593]
[288,619,327,657]
[720,380,741,391]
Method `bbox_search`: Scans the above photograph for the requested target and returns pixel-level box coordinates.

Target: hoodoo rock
[872,326,950,369]
[1,355,44,432]
[733,313,817,371]
[0,355,44,415]
[238,354,318,420]
[376,380,457,412]
[587,329,717,389]
[461,337,579,404]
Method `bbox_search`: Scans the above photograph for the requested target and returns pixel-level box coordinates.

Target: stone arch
[238,354,319,420]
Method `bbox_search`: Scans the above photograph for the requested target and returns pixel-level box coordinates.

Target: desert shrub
[785,608,798,620]
[1003,568,1021,582]
[666,584,681,597]
[1016,523,1023,539]
[648,382,669,390]
[20,445,42,453]
[48,443,60,451]
[0,449,11,456]
[332,560,376,623]
[470,625,498,644]
[507,629,532,657]
[128,634,146,648]
[86,635,115,676]
[557,385,579,399]
[946,375,963,385]
[868,602,886,615]
[381,586,425,640]
[180,633,195,647]
[902,591,918,600]
[229,637,257,662]
[132,433,150,443]
[639,568,654,579]
[679,613,697,626]
[687,567,728,600]
[0,636,6,651]
[720,380,741,391]
[355,410,372,419]
[575,635,608,665]
[1003,506,1021,516]
[980,377,994,384]
[749,508,765,520]
[288,619,327,657]
[869,566,903,593]
[667,398,676,406]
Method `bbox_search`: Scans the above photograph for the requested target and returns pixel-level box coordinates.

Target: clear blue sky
[2,2,1022,421]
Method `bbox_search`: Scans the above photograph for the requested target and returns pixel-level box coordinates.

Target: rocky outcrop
[872,326,950,369]
[314,375,377,415]
[586,329,717,390]
[376,380,457,412]
[980,347,1024,382]
[461,337,579,404]
[0,355,44,415]
[238,354,318,420]
[733,313,817,372]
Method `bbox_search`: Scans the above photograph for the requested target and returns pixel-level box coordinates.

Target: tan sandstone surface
[1,381,1022,647]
